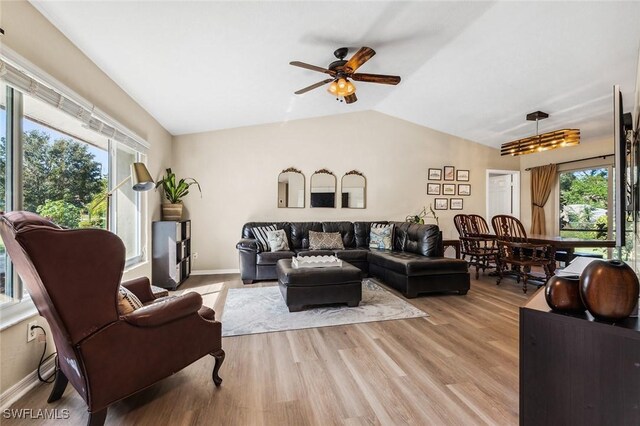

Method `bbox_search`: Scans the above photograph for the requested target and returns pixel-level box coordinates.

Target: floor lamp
[106,162,154,230]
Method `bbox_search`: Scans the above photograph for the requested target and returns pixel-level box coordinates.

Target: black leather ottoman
[277,259,363,312]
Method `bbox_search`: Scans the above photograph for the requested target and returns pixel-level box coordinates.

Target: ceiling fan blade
[294,79,334,95]
[344,93,358,104]
[344,47,376,73]
[351,73,401,85]
[290,61,336,76]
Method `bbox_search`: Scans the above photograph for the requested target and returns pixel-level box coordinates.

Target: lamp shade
[131,162,154,191]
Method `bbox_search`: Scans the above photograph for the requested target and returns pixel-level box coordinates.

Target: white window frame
[0,50,149,329]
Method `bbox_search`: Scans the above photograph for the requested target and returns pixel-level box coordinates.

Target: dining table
[527,234,615,271]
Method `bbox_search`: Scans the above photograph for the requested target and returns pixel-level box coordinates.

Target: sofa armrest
[237,238,259,252]
[121,277,155,304]
[123,292,203,327]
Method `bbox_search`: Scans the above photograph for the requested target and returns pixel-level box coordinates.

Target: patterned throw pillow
[117,286,143,315]
[308,231,345,250]
[369,223,394,250]
[252,224,277,252]
[267,229,290,252]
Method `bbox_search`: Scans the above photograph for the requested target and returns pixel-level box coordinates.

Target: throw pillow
[117,286,143,315]
[267,229,290,252]
[369,223,394,250]
[252,224,277,252]
[308,231,345,250]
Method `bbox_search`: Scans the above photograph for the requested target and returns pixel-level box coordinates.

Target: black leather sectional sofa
[236,221,470,298]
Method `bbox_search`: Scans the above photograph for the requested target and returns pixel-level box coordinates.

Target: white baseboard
[191,269,239,276]
[0,357,56,410]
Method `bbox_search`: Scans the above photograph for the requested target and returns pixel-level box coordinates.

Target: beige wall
[519,137,614,234]
[0,0,172,394]
[173,110,519,271]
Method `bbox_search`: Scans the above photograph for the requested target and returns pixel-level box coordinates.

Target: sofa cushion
[257,250,295,265]
[368,251,468,276]
[369,223,394,250]
[322,222,356,248]
[353,221,388,248]
[252,224,277,251]
[335,248,369,262]
[117,286,143,315]
[289,222,323,250]
[267,229,290,252]
[391,222,440,256]
[309,231,345,250]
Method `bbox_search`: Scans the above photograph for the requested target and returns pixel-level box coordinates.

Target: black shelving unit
[152,220,191,290]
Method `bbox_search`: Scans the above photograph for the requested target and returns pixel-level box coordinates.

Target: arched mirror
[277,167,305,208]
[341,170,366,208]
[310,169,336,208]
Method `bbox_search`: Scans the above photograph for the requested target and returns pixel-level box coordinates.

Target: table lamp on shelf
[105,162,154,230]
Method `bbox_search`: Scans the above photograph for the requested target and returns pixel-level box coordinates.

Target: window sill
[124,259,148,274]
[0,300,38,331]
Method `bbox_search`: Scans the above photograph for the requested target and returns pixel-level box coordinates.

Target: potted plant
[406,204,439,226]
[156,168,202,221]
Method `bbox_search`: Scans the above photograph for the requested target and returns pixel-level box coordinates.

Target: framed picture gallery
[434,198,448,210]
[443,166,455,181]
[450,198,463,210]
[428,168,442,180]
[442,183,456,195]
[456,169,470,181]
[427,183,441,195]
[458,184,471,196]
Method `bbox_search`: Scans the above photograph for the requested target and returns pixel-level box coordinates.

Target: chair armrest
[123,292,203,327]
[237,238,259,252]
[121,277,155,304]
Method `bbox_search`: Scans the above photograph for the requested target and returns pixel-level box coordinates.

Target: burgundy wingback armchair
[0,211,224,426]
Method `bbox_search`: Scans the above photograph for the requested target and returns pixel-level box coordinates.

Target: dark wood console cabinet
[152,220,191,290]
[520,289,639,425]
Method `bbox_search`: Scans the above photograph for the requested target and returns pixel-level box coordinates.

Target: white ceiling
[31,1,640,148]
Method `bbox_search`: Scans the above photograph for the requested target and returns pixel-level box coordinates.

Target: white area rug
[221,279,427,337]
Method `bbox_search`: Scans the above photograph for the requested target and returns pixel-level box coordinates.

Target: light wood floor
[6,271,536,425]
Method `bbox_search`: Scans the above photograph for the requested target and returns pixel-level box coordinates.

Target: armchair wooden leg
[87,408,107,426]
[211,349,225,387]
[47,368,68,403]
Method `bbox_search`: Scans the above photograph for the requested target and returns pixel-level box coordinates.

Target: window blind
[0,59,149,153]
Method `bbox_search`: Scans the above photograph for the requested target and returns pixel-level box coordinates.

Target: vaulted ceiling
[31,1,640,148]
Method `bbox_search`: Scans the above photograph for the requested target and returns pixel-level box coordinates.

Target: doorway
[486,170,520,221]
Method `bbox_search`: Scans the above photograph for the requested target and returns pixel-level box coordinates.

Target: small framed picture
[427,183,441,195]
[458,184,471,196]
[443,166,455,181]
[450,198,463,210]
[428,168,442,180]
[442,184,456,195]
[434,198,448,210]
[456,170,470,181]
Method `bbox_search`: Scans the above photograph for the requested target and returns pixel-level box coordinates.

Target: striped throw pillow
[252,224,277,252]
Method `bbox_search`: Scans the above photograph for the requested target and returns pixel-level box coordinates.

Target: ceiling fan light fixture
[327,78,356,97]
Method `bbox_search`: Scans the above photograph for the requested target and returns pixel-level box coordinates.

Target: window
[0,58,148,323]
[559,165,613,257]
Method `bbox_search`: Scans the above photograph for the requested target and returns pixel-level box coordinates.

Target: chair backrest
[491,215,528,243]
[468,214,491,235]
[0,211,126,402]
[453,214,471,237]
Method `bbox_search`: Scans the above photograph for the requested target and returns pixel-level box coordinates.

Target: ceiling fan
[290,47,401,104]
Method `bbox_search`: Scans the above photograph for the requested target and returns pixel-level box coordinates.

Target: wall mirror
[341,170,366,208]
[277,167,305,208]
[310,169,336,208]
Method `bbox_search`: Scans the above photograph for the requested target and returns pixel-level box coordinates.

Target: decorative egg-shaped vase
[545,275,585,313]
[580,260,640,321]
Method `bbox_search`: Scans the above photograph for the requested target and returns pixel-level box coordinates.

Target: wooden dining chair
[454,214,498,279]
[490,215,553,293]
